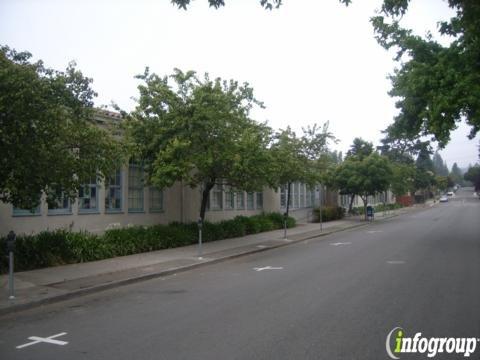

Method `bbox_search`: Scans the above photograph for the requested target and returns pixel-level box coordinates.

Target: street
[1,188,479,360]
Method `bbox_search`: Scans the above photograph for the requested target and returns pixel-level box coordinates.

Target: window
[247,192,255,210]
[149,187,163,212]
[294,183,300,209]
[13,204,41,217]
[280,185,287,208]
[236,191,245,210]
[300,184,305,208]
[105,169,122,212]
[225,186,235,210]
[79,176,99,213]
[256,192,263,209]
[210,184,223,210]
[128,161,144,212]
[48,189,71,215]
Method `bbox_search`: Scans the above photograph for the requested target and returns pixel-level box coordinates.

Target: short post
[7,231,16,300]
[319,186,323,232]
[283,212,288,240]
[197,218,203,259]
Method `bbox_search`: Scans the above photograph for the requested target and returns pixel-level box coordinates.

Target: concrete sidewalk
[0,204,429,316]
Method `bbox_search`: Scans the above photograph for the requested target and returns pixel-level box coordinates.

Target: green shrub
[313,206,345,222]
[0,212,296,273]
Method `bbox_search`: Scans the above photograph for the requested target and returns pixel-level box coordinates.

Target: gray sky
[1,0,478,169]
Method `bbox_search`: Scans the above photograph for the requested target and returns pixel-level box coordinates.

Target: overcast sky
[1,0,478,169]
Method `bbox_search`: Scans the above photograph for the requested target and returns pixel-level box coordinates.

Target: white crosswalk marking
[16,332,68,349]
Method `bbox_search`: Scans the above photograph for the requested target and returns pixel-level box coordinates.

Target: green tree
[450,162,464,186]
[269,123,335,216]
[125,68,272,222]
[374,1,480,147]
[390,162,415,198]
[328,152,392,219]
[0,46,123,209]
[464,165,480,191]
[432,151,449,177]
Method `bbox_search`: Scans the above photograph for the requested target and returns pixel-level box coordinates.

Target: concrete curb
[0,209,414,316]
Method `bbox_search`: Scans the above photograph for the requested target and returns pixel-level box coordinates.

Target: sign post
[197,218,203,259]
[7,230,16,300]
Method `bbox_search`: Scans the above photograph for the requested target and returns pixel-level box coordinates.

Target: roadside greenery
[0,46,125,210]
[313,206,345,222]
[0,213,295,273]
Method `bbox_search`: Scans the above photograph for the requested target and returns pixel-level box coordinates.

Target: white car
[439,195,448,203]
[447,191,454,196]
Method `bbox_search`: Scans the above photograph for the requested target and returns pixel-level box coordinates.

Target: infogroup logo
[386,327,480,359]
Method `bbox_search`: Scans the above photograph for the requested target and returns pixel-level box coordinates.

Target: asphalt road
[1,189,479,360]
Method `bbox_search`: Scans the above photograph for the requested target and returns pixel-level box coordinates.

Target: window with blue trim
[105,169,122,212]
[128,161,144,212]
[47,189,72,215]
[256,192,263,209]
[13,204,41,216]
[247,192,255,210]
[79,176,99,213]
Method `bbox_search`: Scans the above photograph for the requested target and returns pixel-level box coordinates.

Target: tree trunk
[362,195,368,221]
[199,182,214,223]
[285,182,291,217]
[348,194,355,214]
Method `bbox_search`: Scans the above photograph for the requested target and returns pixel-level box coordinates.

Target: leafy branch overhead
[171,0,480,148]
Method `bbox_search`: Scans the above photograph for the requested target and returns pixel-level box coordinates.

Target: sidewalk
[0,204,430,316]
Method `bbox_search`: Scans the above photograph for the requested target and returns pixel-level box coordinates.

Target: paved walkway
[0,203,434,315]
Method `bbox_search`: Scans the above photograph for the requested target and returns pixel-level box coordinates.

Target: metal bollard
[6,231,16,300]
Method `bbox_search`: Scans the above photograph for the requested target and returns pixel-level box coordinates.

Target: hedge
[0,212,295,273]
[313,206,345,222]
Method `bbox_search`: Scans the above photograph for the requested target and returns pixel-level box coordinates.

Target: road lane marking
[16,332,68,349]
[367,230,383,234]
[253,266,283,272]
[330,242,352,246]
[387,261,405,265]
[256,245,268,248]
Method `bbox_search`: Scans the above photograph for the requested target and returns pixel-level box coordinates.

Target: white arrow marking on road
[387,261,405,265]
[253,266,283,272]
[330,242,352,246]
[17,332,68,349]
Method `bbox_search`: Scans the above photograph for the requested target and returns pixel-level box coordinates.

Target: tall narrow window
[247,192,255,210]
[105,169,122,212]
[280,185,287,208]
[79,175,99,213]
[224,186,235,210]
[300,184,305,208]
[256,192,263,209]
[210,184,223,210]
[149,187,163,212]
[236,191,245,210]
[306,188,312,208]
[128,160,144,212]
[47,189,72,215]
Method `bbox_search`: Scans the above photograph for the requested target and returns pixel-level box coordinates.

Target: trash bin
[366,205,374,221]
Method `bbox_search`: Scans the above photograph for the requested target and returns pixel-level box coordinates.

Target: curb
[0,209,411,316]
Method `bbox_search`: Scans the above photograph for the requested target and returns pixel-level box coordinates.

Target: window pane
[128,161,144,212]
[247,192,254,210]
[236,191,245,210]
[106,169,122,212]
[256,192,263,209]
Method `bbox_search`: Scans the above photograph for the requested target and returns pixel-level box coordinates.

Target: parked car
[439,195,448,203]
[447,191,454,196]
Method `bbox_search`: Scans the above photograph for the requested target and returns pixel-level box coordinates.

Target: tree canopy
[125,68,272,221]
[0,46,123,209]
[171,0,480,147]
